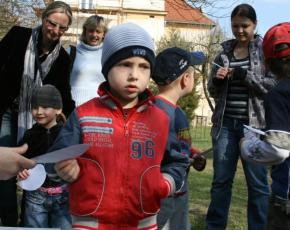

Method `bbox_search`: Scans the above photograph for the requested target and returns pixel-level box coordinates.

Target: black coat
[20,122,63,159]
[0,26,75,121]
[20,122,64,187]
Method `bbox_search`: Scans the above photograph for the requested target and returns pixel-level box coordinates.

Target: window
[80,0,94,9]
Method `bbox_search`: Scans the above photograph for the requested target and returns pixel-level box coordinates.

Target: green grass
[189,125,248,230]
[188,159,248,230]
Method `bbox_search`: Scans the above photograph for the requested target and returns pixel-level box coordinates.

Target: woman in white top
[69,15,107,106]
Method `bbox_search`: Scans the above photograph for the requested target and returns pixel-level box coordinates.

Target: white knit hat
[101,23,155,78]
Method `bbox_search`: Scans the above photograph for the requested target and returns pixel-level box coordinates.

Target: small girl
[18,84,71,229]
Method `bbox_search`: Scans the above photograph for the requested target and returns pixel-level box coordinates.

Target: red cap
[263,22,290,60]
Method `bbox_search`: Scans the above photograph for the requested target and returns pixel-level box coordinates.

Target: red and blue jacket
[48,83,188,228]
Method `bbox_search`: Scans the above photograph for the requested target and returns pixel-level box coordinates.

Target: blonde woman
[69,15,107,106]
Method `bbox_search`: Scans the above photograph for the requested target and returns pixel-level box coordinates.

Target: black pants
[0,178,18,226]
[267,196,290,230]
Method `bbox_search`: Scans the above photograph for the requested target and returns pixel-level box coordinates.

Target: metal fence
[191,116,212,151]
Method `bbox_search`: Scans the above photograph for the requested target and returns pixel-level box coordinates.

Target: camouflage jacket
[208,36,277,139]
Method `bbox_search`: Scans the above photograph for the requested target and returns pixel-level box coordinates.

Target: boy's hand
[190,147,207,171]
[55,159,80,183]
[17,169,30,180]
[191,155,207,171]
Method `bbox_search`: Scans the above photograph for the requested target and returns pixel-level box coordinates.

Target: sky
[206,0,290,37]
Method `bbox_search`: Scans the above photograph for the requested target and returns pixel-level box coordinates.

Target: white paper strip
[32,144,90,163]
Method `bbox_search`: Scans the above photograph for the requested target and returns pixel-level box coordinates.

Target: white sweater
[69,41,105,106]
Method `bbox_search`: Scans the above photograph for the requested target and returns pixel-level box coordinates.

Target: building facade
[58,0,214,123]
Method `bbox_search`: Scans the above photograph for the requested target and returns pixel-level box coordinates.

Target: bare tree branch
[186,0,251,18]
[0,0,44,38]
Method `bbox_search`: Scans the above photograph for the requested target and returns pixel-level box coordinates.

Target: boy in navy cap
[152,47,206,230]
[240,22,290,230]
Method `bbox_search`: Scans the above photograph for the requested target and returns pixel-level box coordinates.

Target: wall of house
[61,0,213,122]
[122,0,164,11]
[112,13,165,42]
[63,0,165,44]
[65,0,120,9]
[64,0,164,11]
[65,12,165,44]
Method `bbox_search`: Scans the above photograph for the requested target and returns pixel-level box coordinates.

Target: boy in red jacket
[46,23,188,230]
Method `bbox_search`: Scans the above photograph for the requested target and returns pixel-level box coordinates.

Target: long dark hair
[231,4,257,23]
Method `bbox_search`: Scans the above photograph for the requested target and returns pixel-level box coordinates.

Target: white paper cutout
[32,144,90,163]
[18,164,46,191]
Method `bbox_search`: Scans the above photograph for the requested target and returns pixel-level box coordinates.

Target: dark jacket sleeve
[0,26,15,70]
[157,104,189,193]
[160,127,189,193]
[207,53,227,99]
[47,110,81,151]
[244,70,277,95]
[45,110,81,182]
[43,47,75,117]
[0,26,31,118]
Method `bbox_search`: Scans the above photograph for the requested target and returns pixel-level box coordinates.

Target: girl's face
[85,26,105,46]
[42,12,69,43]
[231,15,256,44]
[107,56,151,108]
[32,106,61,129]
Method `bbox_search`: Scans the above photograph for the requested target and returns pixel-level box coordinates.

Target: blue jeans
[24,190,71,229]
[0,109,18,226]
[157,184,190,230]
[206,118,270,230]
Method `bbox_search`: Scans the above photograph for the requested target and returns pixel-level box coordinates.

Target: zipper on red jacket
[124,124,129,136]
[123,109,130,136]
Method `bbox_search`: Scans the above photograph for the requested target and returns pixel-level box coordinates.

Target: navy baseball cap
[152,47,205,86]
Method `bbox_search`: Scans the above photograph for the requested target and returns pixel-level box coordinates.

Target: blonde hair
[80,15,107,43]
[56,112,66,123]
[42,1,73,26]
[184,66,195,75]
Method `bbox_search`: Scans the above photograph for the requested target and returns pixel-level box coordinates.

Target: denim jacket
[208,36,277,139]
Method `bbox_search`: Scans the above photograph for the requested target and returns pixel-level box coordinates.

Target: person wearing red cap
[206,4,277,230]
[240,22,290,230]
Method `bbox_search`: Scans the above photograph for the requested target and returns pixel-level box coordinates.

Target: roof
[165,0,215,26]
